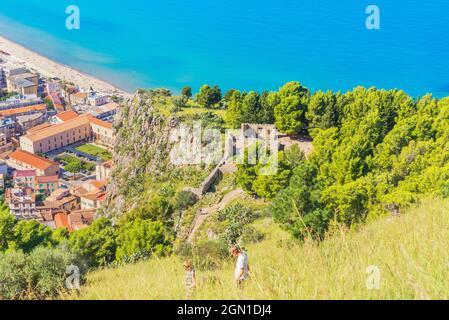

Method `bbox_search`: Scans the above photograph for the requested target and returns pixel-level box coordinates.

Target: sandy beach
[0,36,132,98]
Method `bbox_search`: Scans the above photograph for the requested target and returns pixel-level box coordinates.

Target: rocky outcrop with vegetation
[104,90,180,217]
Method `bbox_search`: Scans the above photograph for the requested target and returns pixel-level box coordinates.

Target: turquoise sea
[0,0,448,96]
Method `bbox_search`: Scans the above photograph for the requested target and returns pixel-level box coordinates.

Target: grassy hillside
[75,198,449,300]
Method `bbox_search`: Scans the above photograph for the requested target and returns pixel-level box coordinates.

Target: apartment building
[13,170,36,188]
[5,187,37,220]
[34,175,59,196]
[0,118,17,139]
[16,112,46,131]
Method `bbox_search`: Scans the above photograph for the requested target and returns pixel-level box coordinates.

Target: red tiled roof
[90,180,107,189]
[101,160,113,168]
[56,110,78,122]
[81,190,106,201]
[22,114,91,142]
[9,150,59,171]
[54,212,72,231]
[0,104,46,117]
[97,193,107,202]
[27,123,52,133]
[88,115,113,129]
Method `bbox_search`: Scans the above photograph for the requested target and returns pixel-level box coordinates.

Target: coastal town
[0,46,125,232]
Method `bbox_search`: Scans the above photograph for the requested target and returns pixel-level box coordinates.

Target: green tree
[274,81,309,134]
[9,220,53,253]
[116,219,171,262]
[68,217,116,267]
[196,85,222,109]
[216,203,257,245]
[0,204,16,252]
[224,90,245,128]
[51,227,70,245]
[306,90,340,136]
[271,162,331,240]
[181,86,192,99]
[241,91,261,123]
[258,91,276,124]
[64,161,83,173]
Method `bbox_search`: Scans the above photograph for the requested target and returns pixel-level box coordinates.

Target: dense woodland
[1,81,449,298]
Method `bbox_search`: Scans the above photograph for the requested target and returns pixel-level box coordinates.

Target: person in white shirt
[231,246,249,288]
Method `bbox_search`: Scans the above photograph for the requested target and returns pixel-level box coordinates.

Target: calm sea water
[0,0,448,97]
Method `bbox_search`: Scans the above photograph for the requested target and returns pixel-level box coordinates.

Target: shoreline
[0,35,132,98]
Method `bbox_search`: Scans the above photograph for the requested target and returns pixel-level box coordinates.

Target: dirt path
[187,189,244,242]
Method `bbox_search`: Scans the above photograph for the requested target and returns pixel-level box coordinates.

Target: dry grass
[76,198,449,300]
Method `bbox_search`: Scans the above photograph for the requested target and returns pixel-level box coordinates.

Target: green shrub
[68,218,117,268]
[115,219,172,262]
[216,203,258,245]
[24,246,80,298]
[0,247,83,300]
[191,240,229,271]
[0,250,27,299]
[175,190,198,211]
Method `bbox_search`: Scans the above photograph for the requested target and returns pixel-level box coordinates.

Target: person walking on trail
[183,260,196,299]
[231,246,249,288]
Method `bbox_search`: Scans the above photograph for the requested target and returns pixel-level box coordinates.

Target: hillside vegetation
[76,198,449,300]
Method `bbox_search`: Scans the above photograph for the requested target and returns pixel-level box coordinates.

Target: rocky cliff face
[104,90,179,217]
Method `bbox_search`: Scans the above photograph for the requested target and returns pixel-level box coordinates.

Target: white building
[5,188,37,220]
[46,82,60,93]
[87,92,109,106]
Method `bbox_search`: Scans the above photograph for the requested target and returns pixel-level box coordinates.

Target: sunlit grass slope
[77,198,449,300]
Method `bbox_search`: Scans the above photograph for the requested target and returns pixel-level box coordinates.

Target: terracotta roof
[36,175,58,183]
[27,123,52,133]
[90,180,107,189]
[0,104,46,117]
[101,160,113,168]
[71,92,87,99]
[9,150,59,170]
[71,185,88,197]
[22,114,91,142]
[55,212,72,231]
[69,209,95,224]
[44,195,77,208]
[81,190,106,201]
[56,110,78,122]
[88,115,113,129]
[97,193,107,202]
